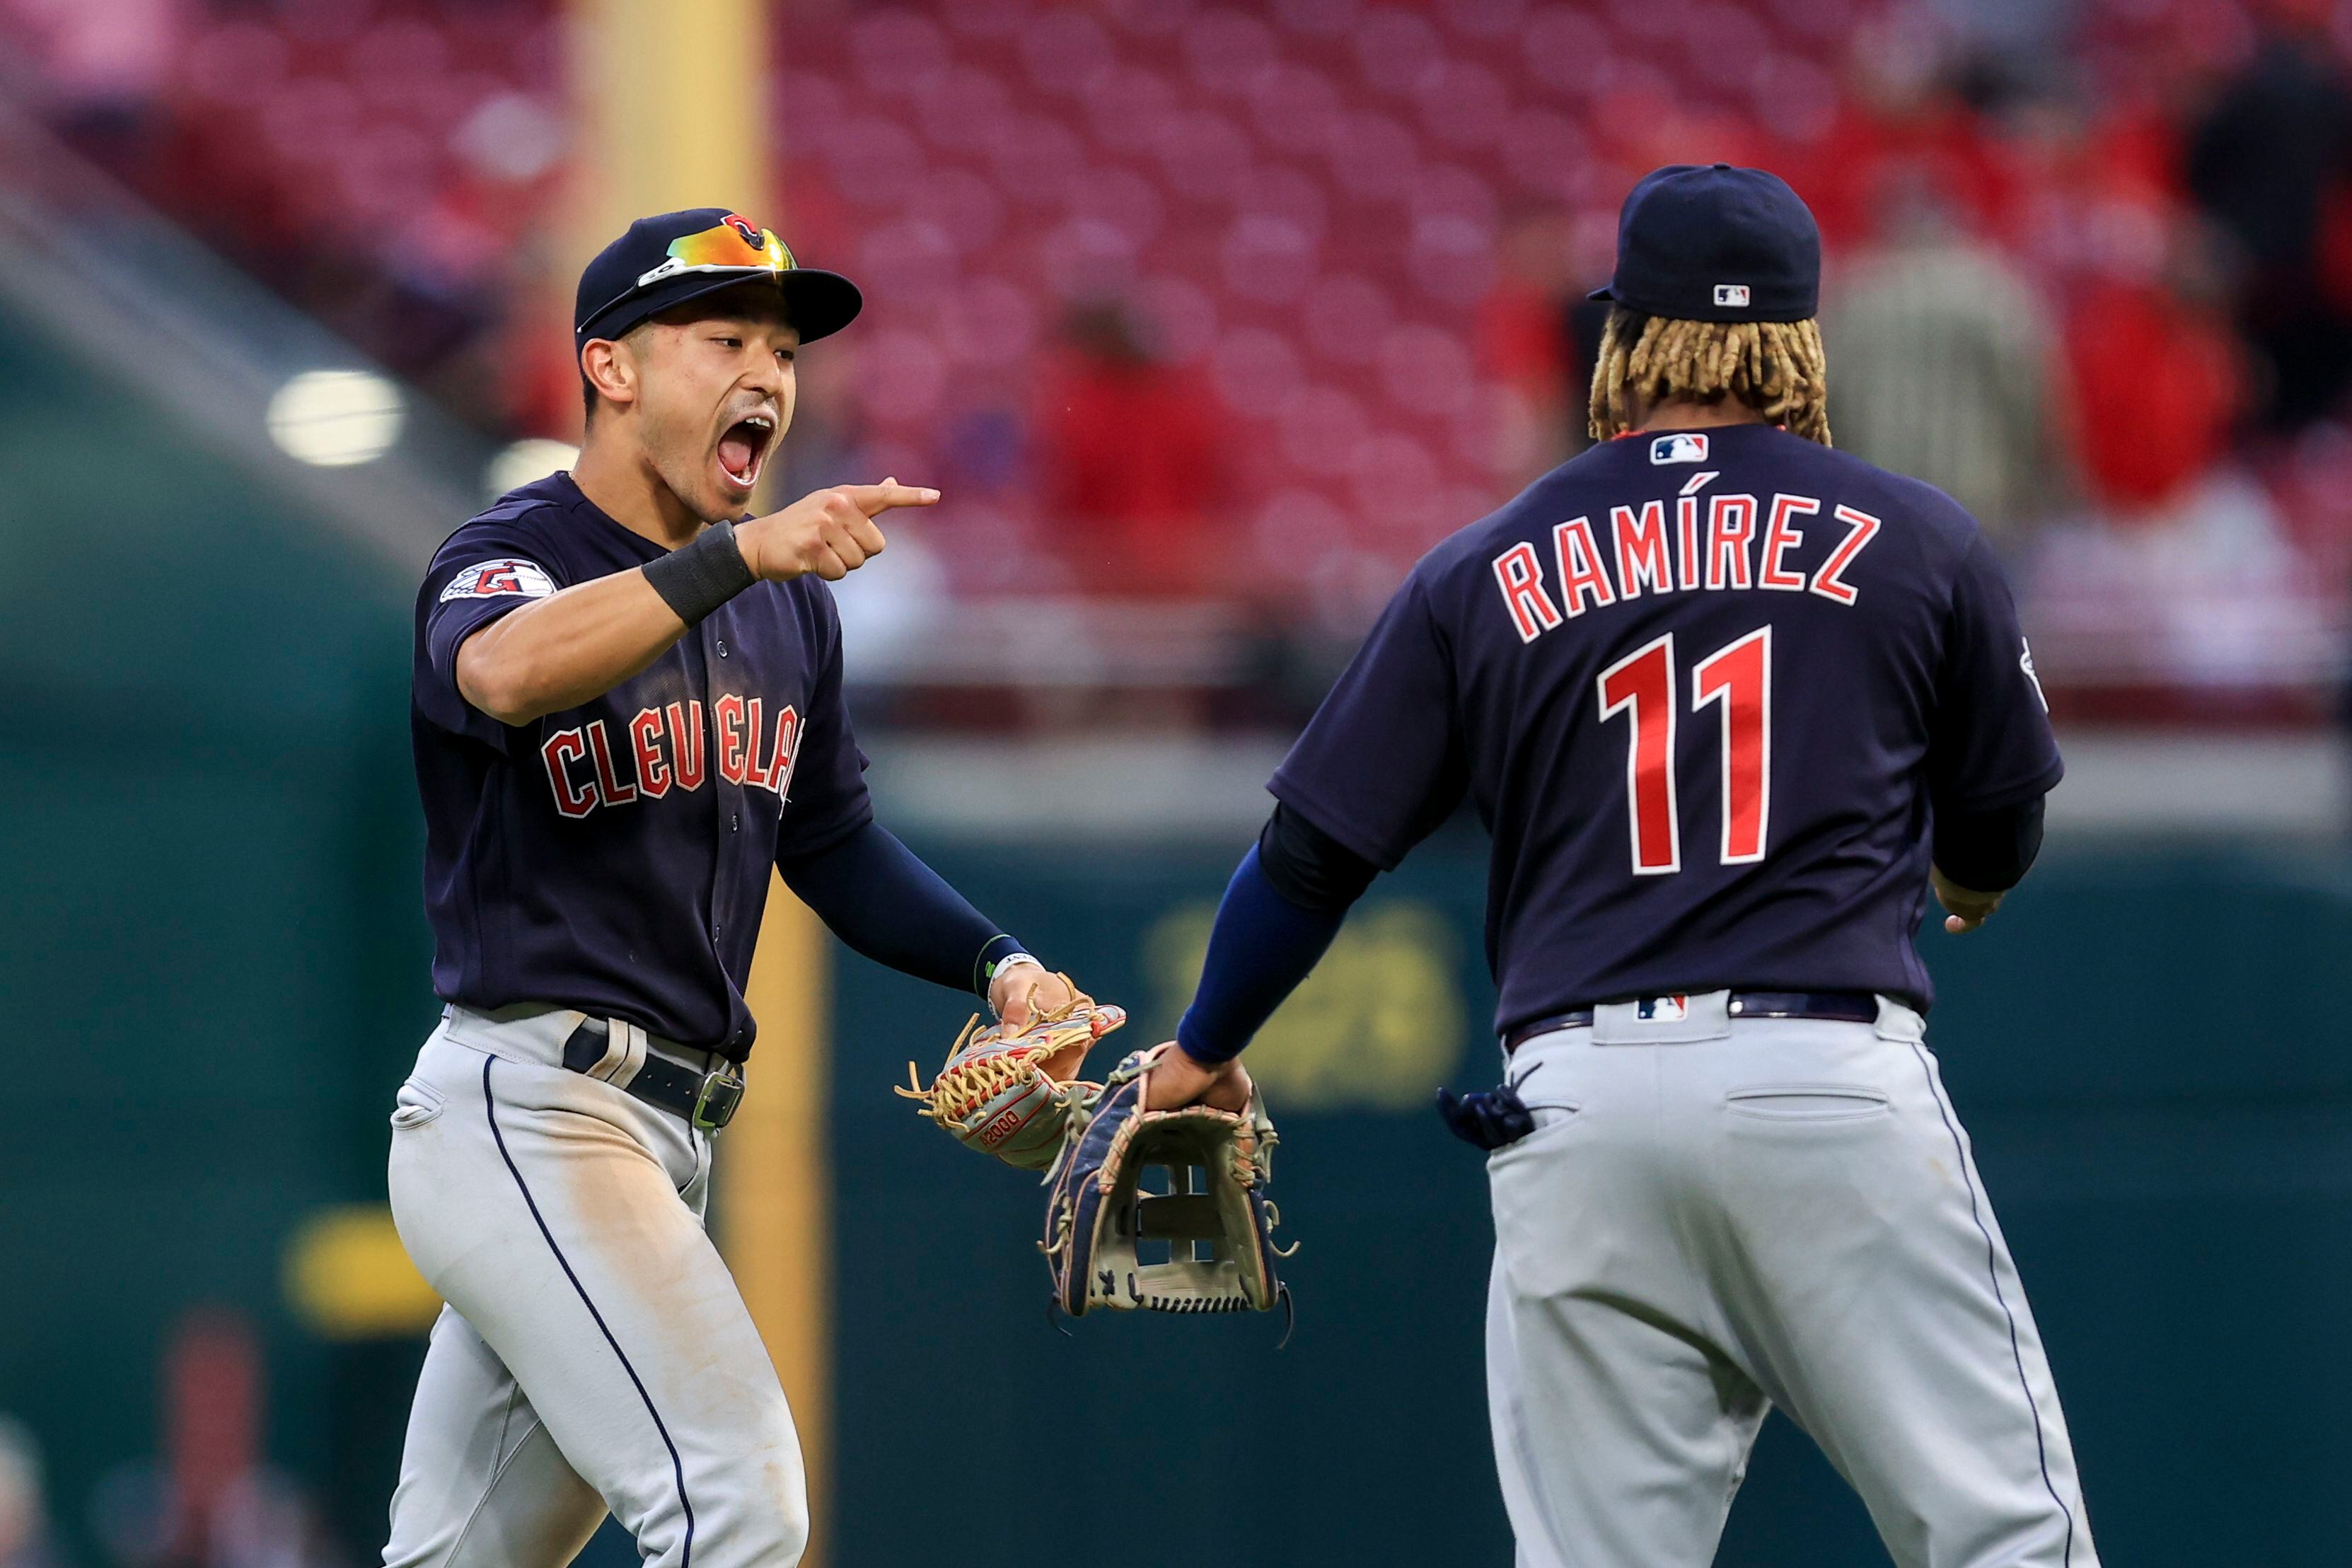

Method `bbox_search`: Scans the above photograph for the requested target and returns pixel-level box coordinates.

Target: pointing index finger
[840,477,940,516]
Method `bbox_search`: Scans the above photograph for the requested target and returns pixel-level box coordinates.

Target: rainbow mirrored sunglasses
[638,215,796,285]
[579,215,799,336]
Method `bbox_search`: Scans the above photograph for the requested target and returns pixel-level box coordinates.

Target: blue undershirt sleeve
[1174,844,1353,1066]
[777,820,1016,999]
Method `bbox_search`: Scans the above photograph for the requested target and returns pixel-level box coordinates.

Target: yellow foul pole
[571,3,834,1562]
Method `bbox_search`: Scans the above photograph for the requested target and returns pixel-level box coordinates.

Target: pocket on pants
[390,1076,448,1131]
[1723,1082,1889,1122]
[1482,1102,1582,1168]
[1484,1105,1603,1301]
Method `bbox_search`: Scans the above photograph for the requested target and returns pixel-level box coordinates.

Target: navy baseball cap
[1589,164,1821,323]
[574,208,862,349]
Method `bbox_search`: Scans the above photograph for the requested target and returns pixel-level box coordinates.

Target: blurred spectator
[388,94,570,433]
[1793,9,2022,250]
[2187,0,2352,429]
[1475,209,1578,477]
[493,286,590,446]
[2028,198,2312,696]
[2062,214,2249,515]
[0,1418,66,1568]
[1827,170,2069,550]
[1036,300,1234,600]
[773,341,873,500]
[82,1311,347,1568]
[163,1309,260,1566]
[773,341,961,666]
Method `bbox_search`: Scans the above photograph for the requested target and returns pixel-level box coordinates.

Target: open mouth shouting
[714,405,779,497]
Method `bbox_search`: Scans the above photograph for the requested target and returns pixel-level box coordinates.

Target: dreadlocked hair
[1587,307,1831,447]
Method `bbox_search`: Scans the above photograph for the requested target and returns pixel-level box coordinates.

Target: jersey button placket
[703,619,731,959]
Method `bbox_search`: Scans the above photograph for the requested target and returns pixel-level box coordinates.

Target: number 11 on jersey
[1597,627,1773,876]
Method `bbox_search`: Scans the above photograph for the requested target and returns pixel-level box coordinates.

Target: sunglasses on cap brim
[579,221,800,339]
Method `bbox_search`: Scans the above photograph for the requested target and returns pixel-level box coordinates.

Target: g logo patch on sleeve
[440,559,555,602]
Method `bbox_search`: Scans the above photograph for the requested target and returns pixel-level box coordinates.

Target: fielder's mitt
[1041,1044,1292,1323]
[896,983,1125,1171]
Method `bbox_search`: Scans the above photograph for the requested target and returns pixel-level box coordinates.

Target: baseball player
[1148,166,2097,1567]
[383,208,1074,1568]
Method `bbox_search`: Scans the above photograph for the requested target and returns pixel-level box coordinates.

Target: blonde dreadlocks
[1587,307,1831,447]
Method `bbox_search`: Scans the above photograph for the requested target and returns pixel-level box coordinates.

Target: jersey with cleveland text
[1271,424,2061,1033]
[411,472,871,1059]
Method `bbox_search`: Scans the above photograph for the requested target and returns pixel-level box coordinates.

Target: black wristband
[643,521,756,626]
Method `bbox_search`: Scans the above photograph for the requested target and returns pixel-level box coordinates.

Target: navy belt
[1503,991,1879,1053]
[562,1021,746,1130]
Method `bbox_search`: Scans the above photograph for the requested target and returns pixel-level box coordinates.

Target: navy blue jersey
[411,472,870,1059]
[1271,424,2061,1032]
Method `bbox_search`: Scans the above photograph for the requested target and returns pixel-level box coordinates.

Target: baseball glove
[895,982,1125,1171]
[1041,1043,1292,1323]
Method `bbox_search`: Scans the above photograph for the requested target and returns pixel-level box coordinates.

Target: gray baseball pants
[1485,992,2097,1568]
[381,1006,807,1568]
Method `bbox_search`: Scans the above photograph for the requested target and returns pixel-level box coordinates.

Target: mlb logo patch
[1649,432,1709,465]
[1713,283,1751,308]
[1637,995,1691,1023]
[440,558,555,602]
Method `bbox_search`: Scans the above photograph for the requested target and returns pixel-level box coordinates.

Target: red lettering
[1759,494,1817,591]
[1810,504,1882,606]
[667,701,707,791]
[743,697,777,789]
[585,720,637,806]
[716,693,749,785]
[1551,517,1616,617]
[980,1105,1024,1147]
[1676,495,1701,591]
[1612,501,1672,600]
[1705,494,1757,592]
[1491,541,1563,644]
[540,728,596,818]
[630,708,671,797]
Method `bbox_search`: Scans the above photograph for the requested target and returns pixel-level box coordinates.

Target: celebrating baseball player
[1149,165,2097,1567]
[383,208,1081,1568]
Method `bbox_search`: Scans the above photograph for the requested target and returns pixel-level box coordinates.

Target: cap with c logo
[1589,164,1821,324]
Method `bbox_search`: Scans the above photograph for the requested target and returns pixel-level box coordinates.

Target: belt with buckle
[562,1021,746,1130]
[1503,991,1879,1054]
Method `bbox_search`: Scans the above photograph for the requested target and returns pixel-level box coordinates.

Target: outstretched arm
[777,820,1071,1026]
[1147,804,1379,1110]
[1154,569,1461,1105]
[458,482,932,724]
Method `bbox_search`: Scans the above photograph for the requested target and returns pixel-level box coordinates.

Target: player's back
[1272,422,2060,1036]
